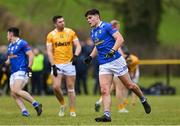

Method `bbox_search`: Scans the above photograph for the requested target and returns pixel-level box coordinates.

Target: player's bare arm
[90,46,98,58]
[26,50,34,68]
[46,44,54,65]
[5,58,10,65]
[73,39,81,56]
[112,31,124,51]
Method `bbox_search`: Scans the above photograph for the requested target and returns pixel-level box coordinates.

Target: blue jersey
[90,22,121,64]
[7,39,31,74]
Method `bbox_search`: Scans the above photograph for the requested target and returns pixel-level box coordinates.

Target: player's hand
[83,56,92,65]
[105,49,115,58]
[71,55,78,65]
[52,65,58,77]
[27,67,32,78]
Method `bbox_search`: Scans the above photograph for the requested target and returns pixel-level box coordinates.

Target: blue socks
[21,101,40,117]
[104,111,111,117]
[32,101,39,108]
[22,110,29,117]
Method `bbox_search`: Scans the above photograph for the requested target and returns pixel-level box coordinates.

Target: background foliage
[0,0,180,46]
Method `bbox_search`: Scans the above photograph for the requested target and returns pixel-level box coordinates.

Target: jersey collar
[12,38,20,44]
[55,28,65,32]
[97,21,103,28]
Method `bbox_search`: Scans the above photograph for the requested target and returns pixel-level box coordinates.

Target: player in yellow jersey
[115,48,140,112]
[46,15,81,117]
[95,20,140,113]
[126,52,140,106]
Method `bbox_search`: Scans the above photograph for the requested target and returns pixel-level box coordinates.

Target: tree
[119,0,162,47]
[90,0,162,56]
[89,0,180,57]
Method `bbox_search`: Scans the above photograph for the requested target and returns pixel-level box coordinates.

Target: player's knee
[11,91,16,98]
[67,84,74,90]
[52,84,60,92]
[127,83,136,90]
[11,88,19,95]
[100,86,109,96]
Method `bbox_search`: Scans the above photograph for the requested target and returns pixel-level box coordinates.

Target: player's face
[7,32,13,42]
[86,15,99,27]
[55,18,65,30]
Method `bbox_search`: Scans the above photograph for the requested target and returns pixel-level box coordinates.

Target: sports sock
[118,104,125,110]
[123,99,128,106]
[104,111,111,117]
[70,107,75,112]
[96,96,102,104]
[32,101,39,108]
[22,109,29,116]
[22,109,28,113]
[140,96,146,103]
[22,108,27,112]
[96,101,100,105]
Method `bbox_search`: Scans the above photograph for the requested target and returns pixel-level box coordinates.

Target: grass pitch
[0,95,180,125]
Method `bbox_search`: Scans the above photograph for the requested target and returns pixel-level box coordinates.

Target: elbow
[121,37,124,43]
[117,37,124,46]
[119,36,124,44]
[121,37,124,45]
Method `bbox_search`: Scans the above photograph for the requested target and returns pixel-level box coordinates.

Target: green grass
[0,95,180,125]
[0,76,180,125]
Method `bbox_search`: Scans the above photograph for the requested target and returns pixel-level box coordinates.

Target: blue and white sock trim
[32,101,39,108]
[104,111,111,117]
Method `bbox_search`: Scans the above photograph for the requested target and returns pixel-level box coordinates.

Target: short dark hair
[7,27,19,37]
[85,9,100,17]
[52,15,63,23]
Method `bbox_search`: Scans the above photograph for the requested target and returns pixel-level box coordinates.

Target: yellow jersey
[46,28,78,64]
[126,54,139,72]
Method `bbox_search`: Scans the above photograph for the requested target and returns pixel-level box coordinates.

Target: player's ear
[94,14,99,20]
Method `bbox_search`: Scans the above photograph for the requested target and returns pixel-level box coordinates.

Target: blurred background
[0,0,180,96]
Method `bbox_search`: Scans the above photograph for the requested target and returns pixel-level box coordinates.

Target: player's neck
[11,37,19,44]
[95,20,102,28]
[57,27,64,32]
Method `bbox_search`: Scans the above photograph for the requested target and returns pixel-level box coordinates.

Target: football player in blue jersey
[3,27,42,117]
[84,9,151,122]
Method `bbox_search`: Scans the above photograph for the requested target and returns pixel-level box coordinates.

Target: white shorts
[99,56,128,76]
[51,63,76,76]
[10,71,29,87]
